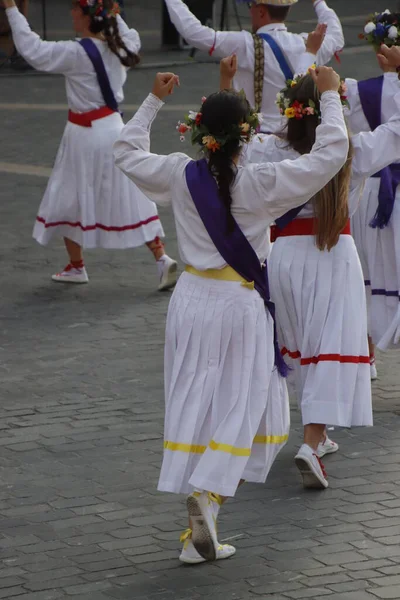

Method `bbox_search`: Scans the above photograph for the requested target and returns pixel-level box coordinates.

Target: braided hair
[201,90,251,233]
[80,0,140,68]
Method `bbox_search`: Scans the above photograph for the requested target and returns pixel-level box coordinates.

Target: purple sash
[358,76,400,228]
[185,158,289,378]
[79,38,119,112]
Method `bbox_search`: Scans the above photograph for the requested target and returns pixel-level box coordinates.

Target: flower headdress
[276,69,349,121]
[79,0,120,21]
[359,10,400,48]
[177,92,261,153]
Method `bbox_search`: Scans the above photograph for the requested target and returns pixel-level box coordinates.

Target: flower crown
[177,92,261,153]
[276,70,349,121]
[79,0,120,21]
[359,10,400,48]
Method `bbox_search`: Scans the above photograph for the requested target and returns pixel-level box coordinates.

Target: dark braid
[208,144,239,233]
[201,90,250,233]
[83,0,140,68]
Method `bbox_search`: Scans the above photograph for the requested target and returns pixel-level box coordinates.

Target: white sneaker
[186,491,219,561]
[317,436,339,459]
[157,255,177,291]
[51,264,89,284]
[370,358,378,380]
[179,529,236,564]
[295,443,329,489]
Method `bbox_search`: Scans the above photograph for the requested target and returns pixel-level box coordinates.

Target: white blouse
[6,6,141,113]
[164,0,344,132]
[345,72,400,135]
[113,91,348,271]
[244,90,400,219]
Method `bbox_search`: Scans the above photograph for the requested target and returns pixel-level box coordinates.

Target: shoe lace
[314,454,327,478]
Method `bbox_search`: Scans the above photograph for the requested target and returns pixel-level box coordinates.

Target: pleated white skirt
[158,272,290,497]
[33,113,164,249]
[269,234,373,428]
[351,179,400,350]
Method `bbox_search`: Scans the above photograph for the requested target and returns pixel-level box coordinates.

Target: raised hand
[309,65,340,94]
[377,44,400,71]
[220,54,237,90]
[152,72,180,100]
[306,23,327,55]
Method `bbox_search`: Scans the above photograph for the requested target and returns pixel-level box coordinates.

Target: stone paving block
[369,588,400,599]
[283,588,333,598]
[315,551,370,566]
[0,588,28,599]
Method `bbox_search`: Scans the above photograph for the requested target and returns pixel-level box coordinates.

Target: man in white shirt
[164,0,344,132]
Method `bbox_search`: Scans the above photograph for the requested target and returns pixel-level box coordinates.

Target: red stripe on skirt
[281,347,370,365]
[36,215,160,232]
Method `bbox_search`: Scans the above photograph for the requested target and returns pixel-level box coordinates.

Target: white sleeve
[351,93,400,187]
[113,94,188,207]
[313,0,345,65]
[293,51,317,75]
[243,91,349,220]
[164,0,250,64]
[6,6,80,74]
[116,14,141,54]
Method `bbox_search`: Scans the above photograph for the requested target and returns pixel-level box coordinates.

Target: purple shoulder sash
[358,76,400,228]
[185,158,288,378]
[79,38,119,113]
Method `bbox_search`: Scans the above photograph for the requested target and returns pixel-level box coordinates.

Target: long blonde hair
[285,74,353,251]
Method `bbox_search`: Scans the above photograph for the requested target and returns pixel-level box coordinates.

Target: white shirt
[6,7,141,113]
[164,0,344,132]
[244,90,400,219]
[345,72,400,135]
[113,91,348,270]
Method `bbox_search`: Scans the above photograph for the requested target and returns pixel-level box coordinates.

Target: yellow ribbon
[185,265,254,290]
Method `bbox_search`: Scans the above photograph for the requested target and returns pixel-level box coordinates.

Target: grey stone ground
[1,0,400,598]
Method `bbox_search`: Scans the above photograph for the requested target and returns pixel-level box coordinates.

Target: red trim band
[271,218,351,243]
[281,347,370,365]
[36,215,160,232]
[68,106,116,128]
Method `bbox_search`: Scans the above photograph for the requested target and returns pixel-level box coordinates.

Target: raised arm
[114,74,188,207]
[351,93,400,186]
[164,0,248,62]
[115,14,141,54]
[4,4,79,74]
[312,0,344,65]
[245,70,349,220]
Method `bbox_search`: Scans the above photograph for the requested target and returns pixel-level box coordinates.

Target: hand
[1,1,16,8]
[305,23,327,55]
[310,65,340,94]
[377,44,400,71]
[220,54,237,80]
[152,72,180,100]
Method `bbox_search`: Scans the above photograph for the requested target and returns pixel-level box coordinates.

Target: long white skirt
[351,179,400,350]
[33,113,164,249]
[269,235,373,428]
[158,272,290,498]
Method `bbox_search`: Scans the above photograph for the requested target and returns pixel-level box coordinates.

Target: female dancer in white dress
[3,0,177,290]
[236,44,400,490]
[347,10,400,374]
[113,64,348,562]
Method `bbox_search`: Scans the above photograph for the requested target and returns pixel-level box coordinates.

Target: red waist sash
[270,218,351,243]
[68,106,116,127]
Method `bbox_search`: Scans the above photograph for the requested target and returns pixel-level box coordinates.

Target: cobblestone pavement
[1,1,400,598]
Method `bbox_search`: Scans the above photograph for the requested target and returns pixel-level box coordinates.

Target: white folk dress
[346,74,400,350]
[164,0,344,132]
[244,97,400,428]
[113,91,348,496]
[6,7,164,249]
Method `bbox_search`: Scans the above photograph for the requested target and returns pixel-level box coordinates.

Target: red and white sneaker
[157,255,177,291]
[370,356,378,380]
[52,264,89,284]
[295,443,328,489]
[317,435,339,459]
